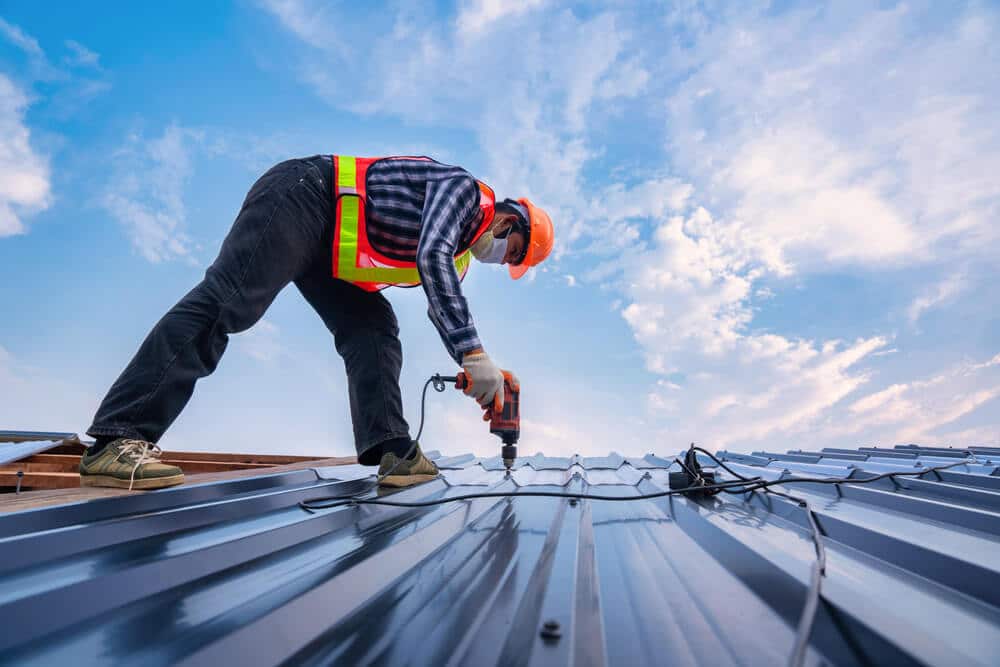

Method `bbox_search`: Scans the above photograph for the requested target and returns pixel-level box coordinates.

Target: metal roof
[0,432,80,465]
[1,444,999,665]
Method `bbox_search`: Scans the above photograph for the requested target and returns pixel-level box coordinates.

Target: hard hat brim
[508,263,531,279]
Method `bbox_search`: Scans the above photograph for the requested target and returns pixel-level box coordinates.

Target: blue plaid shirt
[362,157,485,364]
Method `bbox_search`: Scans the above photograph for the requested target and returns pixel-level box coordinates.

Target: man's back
[363,157,482,261]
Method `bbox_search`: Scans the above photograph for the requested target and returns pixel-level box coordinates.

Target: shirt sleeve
[416,174,482,365]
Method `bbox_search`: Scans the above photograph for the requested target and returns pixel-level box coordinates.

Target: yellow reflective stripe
[455,250,471,278]
[341,264,422,284]
[338,195,360,280]
[338,155,356,190]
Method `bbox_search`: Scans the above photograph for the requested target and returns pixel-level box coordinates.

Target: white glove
[461,350,504,410]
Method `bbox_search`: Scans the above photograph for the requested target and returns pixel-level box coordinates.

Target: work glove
[461,350,505,411]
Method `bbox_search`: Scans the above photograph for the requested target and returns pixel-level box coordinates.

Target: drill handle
[452,371,516,422]
[486,371,520,422]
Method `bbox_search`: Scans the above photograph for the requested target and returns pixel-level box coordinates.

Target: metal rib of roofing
[1,444,999,666]
[0,432,80,465]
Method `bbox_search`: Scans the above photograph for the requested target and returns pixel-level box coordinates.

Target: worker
[79,155,554,490]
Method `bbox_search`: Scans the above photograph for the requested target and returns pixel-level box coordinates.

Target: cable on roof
[371,375,445,486]
[300,455,969,665]
[302,448,968,512]
[302,377,971,665]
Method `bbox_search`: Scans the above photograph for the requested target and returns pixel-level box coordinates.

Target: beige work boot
[377,442,440,487]
[79,438,185,490]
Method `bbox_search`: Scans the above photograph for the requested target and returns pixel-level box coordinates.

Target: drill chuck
[502,444,517,471]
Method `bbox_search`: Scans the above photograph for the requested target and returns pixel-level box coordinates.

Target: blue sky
[1,1,998,458]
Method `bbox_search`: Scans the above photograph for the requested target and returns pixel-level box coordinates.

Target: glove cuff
[462,349,487,364]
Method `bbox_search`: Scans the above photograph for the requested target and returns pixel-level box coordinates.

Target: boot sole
[378,473,439,488]
[80,474,185,490]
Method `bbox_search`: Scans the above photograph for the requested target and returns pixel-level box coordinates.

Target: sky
[0,1,998,460]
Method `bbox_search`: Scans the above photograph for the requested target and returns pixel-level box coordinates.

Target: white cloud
[0,17,63,81]
[101,124,202,263]
[625,206,891,446]
[235,320,286,362]
[255,0,340,52]
[622,188,999,450]
[261,1,649,249]
[0,24,106,239]
[721,127,915,270]
[0,74,51,237]
[842,354,1000,444]
[608,3,1000,450]
[665,3,1000,272]
[456,0,546,33]
[595,176,693,226]
[564,274,576,287]
[621,206,762,359]
[937,425,1000,447]
[256,1,1000,454]
[907,272,967,325]
[64,39,101,69]
[0,17,43,57]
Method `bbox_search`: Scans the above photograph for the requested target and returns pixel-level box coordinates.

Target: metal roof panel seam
[0,444,998,665]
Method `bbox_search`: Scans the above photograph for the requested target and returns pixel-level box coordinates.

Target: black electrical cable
[300,452,967,666]
[373,375,448,485]
[300,477,763,510]
[305,376,975,664]
[685,444,825,667]
[415,375,448,444]
[684,449,823,667]
[787,494,826,667]
[631,444,823,667]
[670,446,969,667]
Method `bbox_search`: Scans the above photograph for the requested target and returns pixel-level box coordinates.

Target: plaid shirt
[363,157,484,364]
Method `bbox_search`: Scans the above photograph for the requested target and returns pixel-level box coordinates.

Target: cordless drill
[441,371,520,471]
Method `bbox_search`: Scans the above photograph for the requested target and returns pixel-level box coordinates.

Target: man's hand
[461,350,504,411]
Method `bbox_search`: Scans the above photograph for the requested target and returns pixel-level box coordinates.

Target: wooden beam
[2,452,328,472]
[0,455,358,512]
[159,451,324,465]
[0,462,74,474]
[0,471,79,490]
[154,460,277,474]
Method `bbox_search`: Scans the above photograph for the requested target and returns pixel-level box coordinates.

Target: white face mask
[471,231,509,264]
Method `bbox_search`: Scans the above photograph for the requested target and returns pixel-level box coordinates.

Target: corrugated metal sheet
[1,444,999,666]
[0,432,80,465]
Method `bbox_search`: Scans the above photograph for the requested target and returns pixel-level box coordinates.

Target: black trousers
[87,156,409,465]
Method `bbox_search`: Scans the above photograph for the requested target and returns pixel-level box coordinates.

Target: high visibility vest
[332,155,495,291]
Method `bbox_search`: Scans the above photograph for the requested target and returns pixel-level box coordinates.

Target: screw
[540,619,561,640]
[568,498,578,506]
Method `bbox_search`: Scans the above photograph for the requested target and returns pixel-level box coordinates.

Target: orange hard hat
[509,198,554,280]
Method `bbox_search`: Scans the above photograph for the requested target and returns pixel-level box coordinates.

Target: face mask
[471,231,509,264]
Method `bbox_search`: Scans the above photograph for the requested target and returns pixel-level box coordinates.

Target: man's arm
[416,174,482,364]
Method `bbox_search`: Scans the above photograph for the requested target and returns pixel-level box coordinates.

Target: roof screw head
[540,619,562,640]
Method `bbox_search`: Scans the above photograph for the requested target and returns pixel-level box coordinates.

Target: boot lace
[114,439,164,491]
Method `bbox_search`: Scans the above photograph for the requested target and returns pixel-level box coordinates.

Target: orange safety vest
[332,155,495,291]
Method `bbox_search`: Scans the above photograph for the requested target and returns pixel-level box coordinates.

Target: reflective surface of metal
[1,445,998,666]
